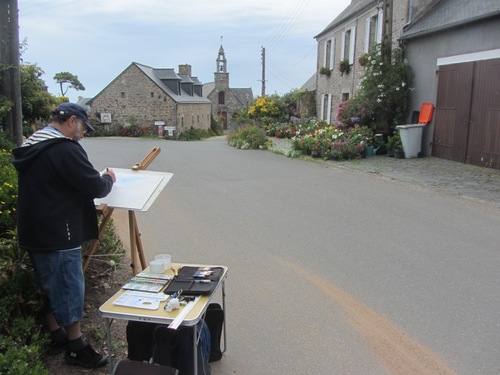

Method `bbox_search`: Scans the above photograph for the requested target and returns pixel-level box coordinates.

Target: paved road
[84,137,500,375]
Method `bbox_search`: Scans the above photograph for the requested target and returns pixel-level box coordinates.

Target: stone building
[314,0,412,124]
[203,45,253,129]
[313,0,500,168]
[89,62,211,136]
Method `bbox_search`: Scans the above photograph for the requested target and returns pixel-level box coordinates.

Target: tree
[21,63,58,128]
[53,71,85,96]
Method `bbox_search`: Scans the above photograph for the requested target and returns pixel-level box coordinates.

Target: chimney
[178,64,192,76]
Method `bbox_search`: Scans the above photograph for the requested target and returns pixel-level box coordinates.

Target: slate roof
[134,63,210,103]
[153,68,179,80]
[202,82,253,105]
[202,82,215,96]
[231,88,254,105]
[301,73,317,92]
[90,62,210,105]
[76,97,92,109]
[400,0,500,40]
[315,0,378,39]
[178,74,194,83]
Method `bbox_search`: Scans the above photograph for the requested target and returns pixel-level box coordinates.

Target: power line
[20,0,81,16]
[264,0,312,52]
[261,0,317,93]
[264,43,317,92]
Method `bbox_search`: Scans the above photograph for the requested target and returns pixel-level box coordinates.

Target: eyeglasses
[77,119,88,135]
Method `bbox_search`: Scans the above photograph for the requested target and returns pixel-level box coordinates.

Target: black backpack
[126,303,225,374]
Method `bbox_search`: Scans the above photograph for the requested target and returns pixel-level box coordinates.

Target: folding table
[99,263,228,374]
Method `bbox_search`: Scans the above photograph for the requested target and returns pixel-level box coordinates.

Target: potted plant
[319,67,331,76]
[387,132,404,158]
[358,53,369,67]
[339,60,351,75]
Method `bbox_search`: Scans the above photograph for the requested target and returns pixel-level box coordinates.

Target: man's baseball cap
[55,102,95,132]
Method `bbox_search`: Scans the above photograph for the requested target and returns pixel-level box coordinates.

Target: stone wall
[90,64,211,134]
[90,64,177,129]
[177,102,212,131]
[315,0,411,124]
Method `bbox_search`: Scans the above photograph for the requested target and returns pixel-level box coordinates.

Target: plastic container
[149,260,165,274]
[395,102,434,158]
[154,254,172,269]
[396,124,424,158]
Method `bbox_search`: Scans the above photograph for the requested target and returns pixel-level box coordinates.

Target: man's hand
[103,168,116,183]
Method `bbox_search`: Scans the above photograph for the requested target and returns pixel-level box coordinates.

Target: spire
[216,37,227,73]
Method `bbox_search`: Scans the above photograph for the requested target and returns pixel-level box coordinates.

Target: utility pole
[261,47,266,97]
[0,0,23,145]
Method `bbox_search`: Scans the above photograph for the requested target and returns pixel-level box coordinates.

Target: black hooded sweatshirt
[11,132,113,251]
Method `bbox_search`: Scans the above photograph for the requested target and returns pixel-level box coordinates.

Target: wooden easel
[83,147,161,275]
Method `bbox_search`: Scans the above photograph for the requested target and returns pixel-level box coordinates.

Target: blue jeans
[28,248,84,327]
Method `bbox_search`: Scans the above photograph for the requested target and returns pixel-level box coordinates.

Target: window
[343,30,351,61]
[121,92,125,98]
[341,27,356,63]
[324,40,331,69]
[323,38,336,70]
[368,16,377,50]
[150,92,154,98]
[364,10,383,53]
[218,91,225,105]
[342,93,349,102]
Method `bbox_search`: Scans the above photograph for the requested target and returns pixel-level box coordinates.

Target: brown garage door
[433,58,500,169]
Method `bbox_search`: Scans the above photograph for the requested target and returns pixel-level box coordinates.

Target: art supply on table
[167,296,201,329]
[113,291,168,310]
[122,272,172,293]
[154,254,172,269]
[122,277,169,293]
[149,259,165,274]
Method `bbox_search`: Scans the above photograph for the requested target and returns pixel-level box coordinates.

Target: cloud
[19,0,350,101]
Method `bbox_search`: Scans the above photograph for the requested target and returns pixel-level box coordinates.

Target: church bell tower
[215,44,229,88]
[216,45,227,73]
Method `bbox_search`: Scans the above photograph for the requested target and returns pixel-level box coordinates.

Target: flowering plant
[319,67,331,76]
[330,141,363,160]
[339,60,351,75]
[347,125,374,146]
[337,44,412,134]
[248,97,281,119]
[288,121,369,160]
[292,134,318,155]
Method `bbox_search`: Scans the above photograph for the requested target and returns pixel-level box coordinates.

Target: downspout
[399,0,413,53]
[403,0,414,29]
[351,17,359,98]
[174,102,178,139]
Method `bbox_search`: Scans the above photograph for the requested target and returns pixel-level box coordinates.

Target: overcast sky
[19,0,350,102]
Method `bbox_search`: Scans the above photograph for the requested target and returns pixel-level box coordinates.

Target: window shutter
[323,42,328,67]
[330,38,335,69]
[327,94,332,124]
[320,94,326,121]
[340,31,346,62]
[349,26,356,63]
[364,17,371,53]
[377,9,384,43]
